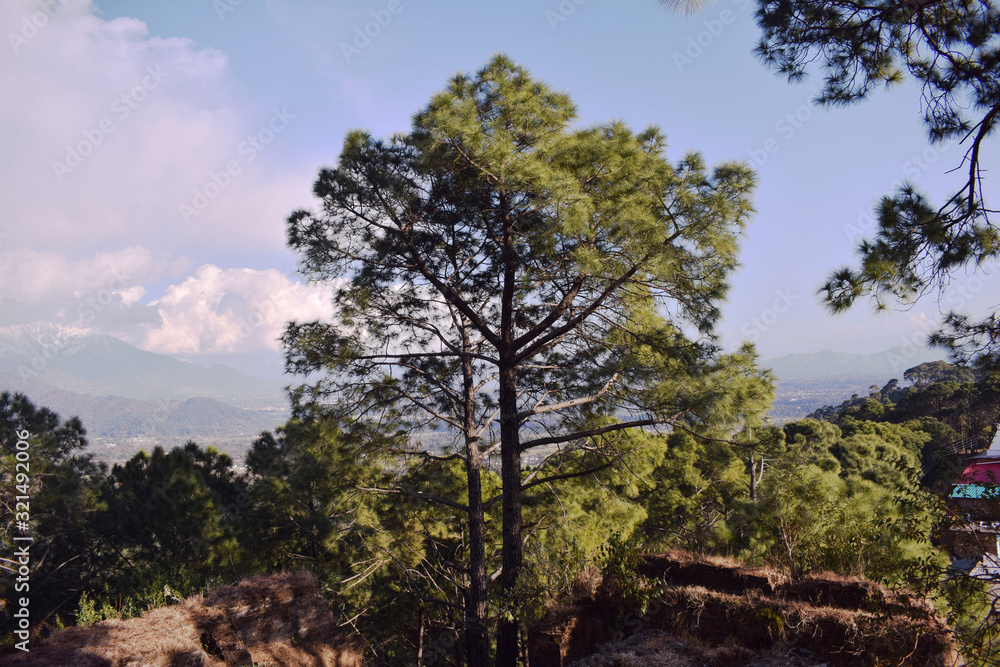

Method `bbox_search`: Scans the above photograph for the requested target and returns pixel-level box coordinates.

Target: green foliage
[244,415,431,659]
[56,442,257,635]
[282,53,762,665]
[246,418,385,575]
[75,592,100,627]
[99,442,253,578]
[598,531,656,616]
[639,430,745,552]
[518,428,667,624]
[0,392,107,633]
[937,572,1000,667]
[753,0,1000,368]
[75,582,168,627]
[742,459,943,581]
[807,364,1000,453]
[741,463,844,577]
[639,413,947,586]
[0,393,268,644]
[905,361,978,387]
[79,565,203,625]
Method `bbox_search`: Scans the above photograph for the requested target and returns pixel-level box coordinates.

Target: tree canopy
[0,392,105,632]
[283,54,763,666]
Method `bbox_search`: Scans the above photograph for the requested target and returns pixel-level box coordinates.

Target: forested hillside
[3,356,999,664]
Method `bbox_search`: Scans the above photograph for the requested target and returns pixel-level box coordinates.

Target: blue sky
[2,0,996,379]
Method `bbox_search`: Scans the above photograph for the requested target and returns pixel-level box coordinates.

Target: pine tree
[283,54,758,666]
[0,393,105,633]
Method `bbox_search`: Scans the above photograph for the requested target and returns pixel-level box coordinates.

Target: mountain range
[0,324,957,453]
[762,346,949,382]
[761,346,949,423]
[0,323,285,405]
[0,324,289,461]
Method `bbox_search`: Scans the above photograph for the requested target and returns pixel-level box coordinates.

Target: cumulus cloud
[0,246,167,302]
[0,246,177,330]
[140,264,335,355]
[1,0,308,255]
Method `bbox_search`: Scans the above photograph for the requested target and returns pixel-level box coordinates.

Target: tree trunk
[417,610,425,667]
[495,362,522,667]
[496,191,523,666]
[465,449,489,667]
[462,317,490,667]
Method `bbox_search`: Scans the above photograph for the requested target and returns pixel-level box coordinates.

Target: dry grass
[642,584,955,665]
[566,629,708,667]
[250,640,365,667]
[637,551,788,596]
[532,551,959,667]
[0,572,363,667]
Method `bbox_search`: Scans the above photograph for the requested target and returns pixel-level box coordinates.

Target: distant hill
[761,346,950,424]
[0,372,284,440]
[0,324,289,461]
[762,346,948,382]
[0,323,285,406]
[0,369,284,452]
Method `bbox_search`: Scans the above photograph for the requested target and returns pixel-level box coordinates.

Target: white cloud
[909,311,932,330]
[0,245,175,331]
[1,0,307,255]
[0,246,166,302]
[140,264,335,355]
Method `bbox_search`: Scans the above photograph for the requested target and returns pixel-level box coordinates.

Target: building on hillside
[951,426,1000,497]
[948,426,1000,564]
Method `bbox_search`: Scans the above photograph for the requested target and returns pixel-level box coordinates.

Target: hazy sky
[2,0,996,379]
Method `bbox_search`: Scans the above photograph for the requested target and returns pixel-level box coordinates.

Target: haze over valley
[0,323,949,461]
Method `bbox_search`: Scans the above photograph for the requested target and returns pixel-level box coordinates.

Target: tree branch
[357,486,470,513]
[517,373,619,422]
[517,412,687,453]
[512,259,650,365]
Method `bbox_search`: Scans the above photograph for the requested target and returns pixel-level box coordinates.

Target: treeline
[0,389,282,442]
[808,361,1000,441]
[3,361,999,663]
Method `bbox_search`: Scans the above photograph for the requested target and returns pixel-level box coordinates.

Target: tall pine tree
[283,54,760,666]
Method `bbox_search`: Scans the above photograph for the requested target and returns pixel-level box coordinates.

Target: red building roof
[961,461,1000,484]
